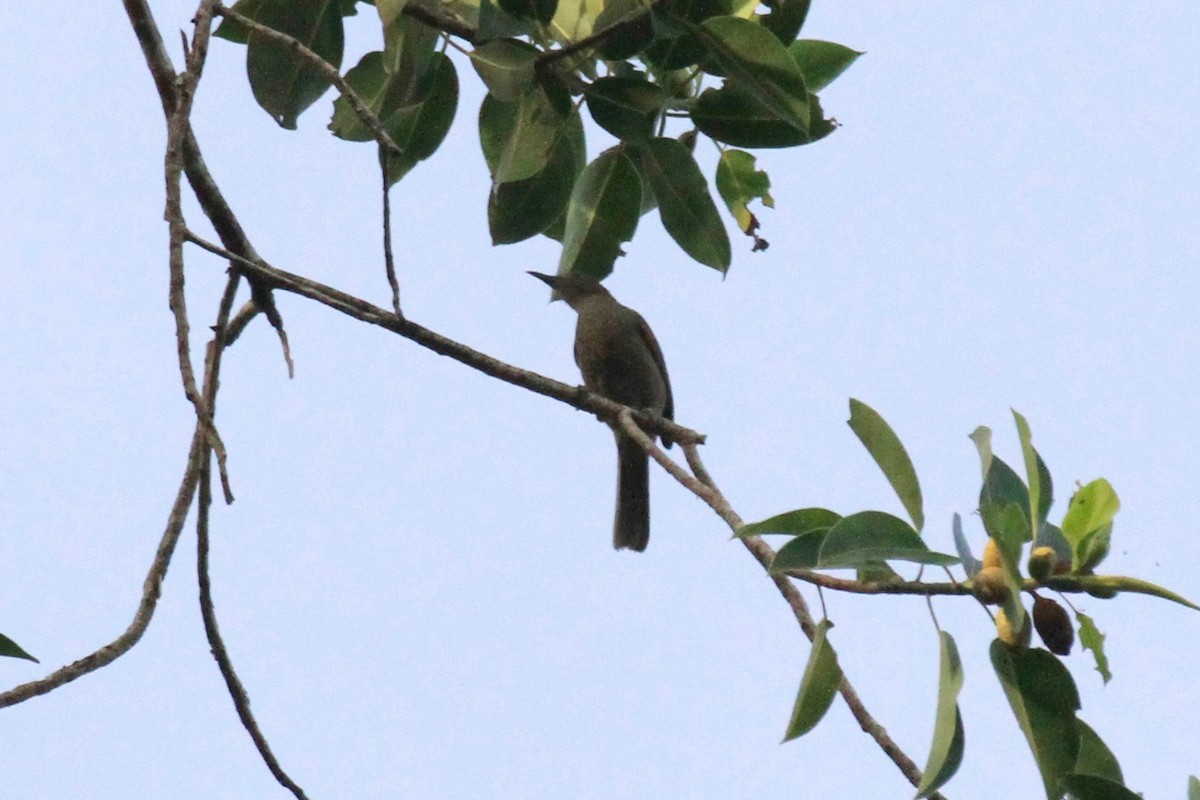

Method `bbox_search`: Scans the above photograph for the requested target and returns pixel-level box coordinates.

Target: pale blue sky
[2,2,1198,798]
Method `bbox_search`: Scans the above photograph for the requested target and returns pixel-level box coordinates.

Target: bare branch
[0,429,205,708]
[123,0,291,374]
[198,446,310,800]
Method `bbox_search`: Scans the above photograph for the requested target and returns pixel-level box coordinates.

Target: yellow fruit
[1032,596,1074,655]
[996,607,1031,648]
[982,538,1003,569]
[1027,546,1059,582]
[973,566,1009,605]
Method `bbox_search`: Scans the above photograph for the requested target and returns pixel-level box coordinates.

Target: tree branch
[184,231,706,447]
[123,0,292,376]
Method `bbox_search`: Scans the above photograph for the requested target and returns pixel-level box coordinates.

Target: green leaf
[557,147,642,279]
[1076,612,1111,684]
[786,39,862,92]
[214,0,266,43]
[329,50,396,141]
[990,642,1081,800]
[499,0,557,24]
[478,0,536,40]
[378,52,460,185]
[1058,773,1141,800]
[586,77,666,142]
[916,631,965,798]
[769,529,828,572]
[757,0,809,45]
[470,39,538,102]
[0,631,38,662]
[737,507,841,538]
[488,107,584,244]
[245,0,346,129]
[1013,410,1040,543]
[952,513,982,578]
[847,399,924,531]
[782,620,842,741]
[633,138,730,271]
[969,425,994,480]
[1036,449,1054,524]
[693,84,831,148]
[594,1,654,60]
[715,149,773,236]
[1189,775,1200,800]
[643,0,725,70]
[479,82,569,184]
[693,16,809,133]
[1074,719,1123,785]
[816,511,958,570]
[1061,479,1119,573]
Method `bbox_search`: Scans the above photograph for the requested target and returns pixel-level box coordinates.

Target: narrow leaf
[1013,409,1040,545]
[783,620,842,741]
[847,399,923,531]
[634,137,730,270]
[952,513,982,578]
[916,632,965,797]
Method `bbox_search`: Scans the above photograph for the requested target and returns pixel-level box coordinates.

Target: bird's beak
[527,270,562,301]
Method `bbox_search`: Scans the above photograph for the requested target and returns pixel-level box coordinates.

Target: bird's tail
[614,432,650,551]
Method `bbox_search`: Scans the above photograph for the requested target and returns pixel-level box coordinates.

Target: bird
[529,271,674,552]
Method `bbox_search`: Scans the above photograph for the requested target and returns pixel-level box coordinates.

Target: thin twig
[381,156,402,316]
[655,426,944,797]
[0,428,206,708]
[198,444,310,800]
[124,0,291,376]
[164,0,235,503]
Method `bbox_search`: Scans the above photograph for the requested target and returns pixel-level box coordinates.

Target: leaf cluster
[214,0,860,276]
[738,402,1197,799]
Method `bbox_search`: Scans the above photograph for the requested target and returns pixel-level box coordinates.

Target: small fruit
[1027,546,1059,582]
[1032,596,1074,655]
[973,566,1009,605]
[996,607,1031,648]
[982,538,1003,569]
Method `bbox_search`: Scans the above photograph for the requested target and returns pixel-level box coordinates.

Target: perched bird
[529,271,674,552]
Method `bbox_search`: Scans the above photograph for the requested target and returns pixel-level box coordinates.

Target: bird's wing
[636,313,674,429]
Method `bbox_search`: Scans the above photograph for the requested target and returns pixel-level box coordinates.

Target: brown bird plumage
[530,271,674,551]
